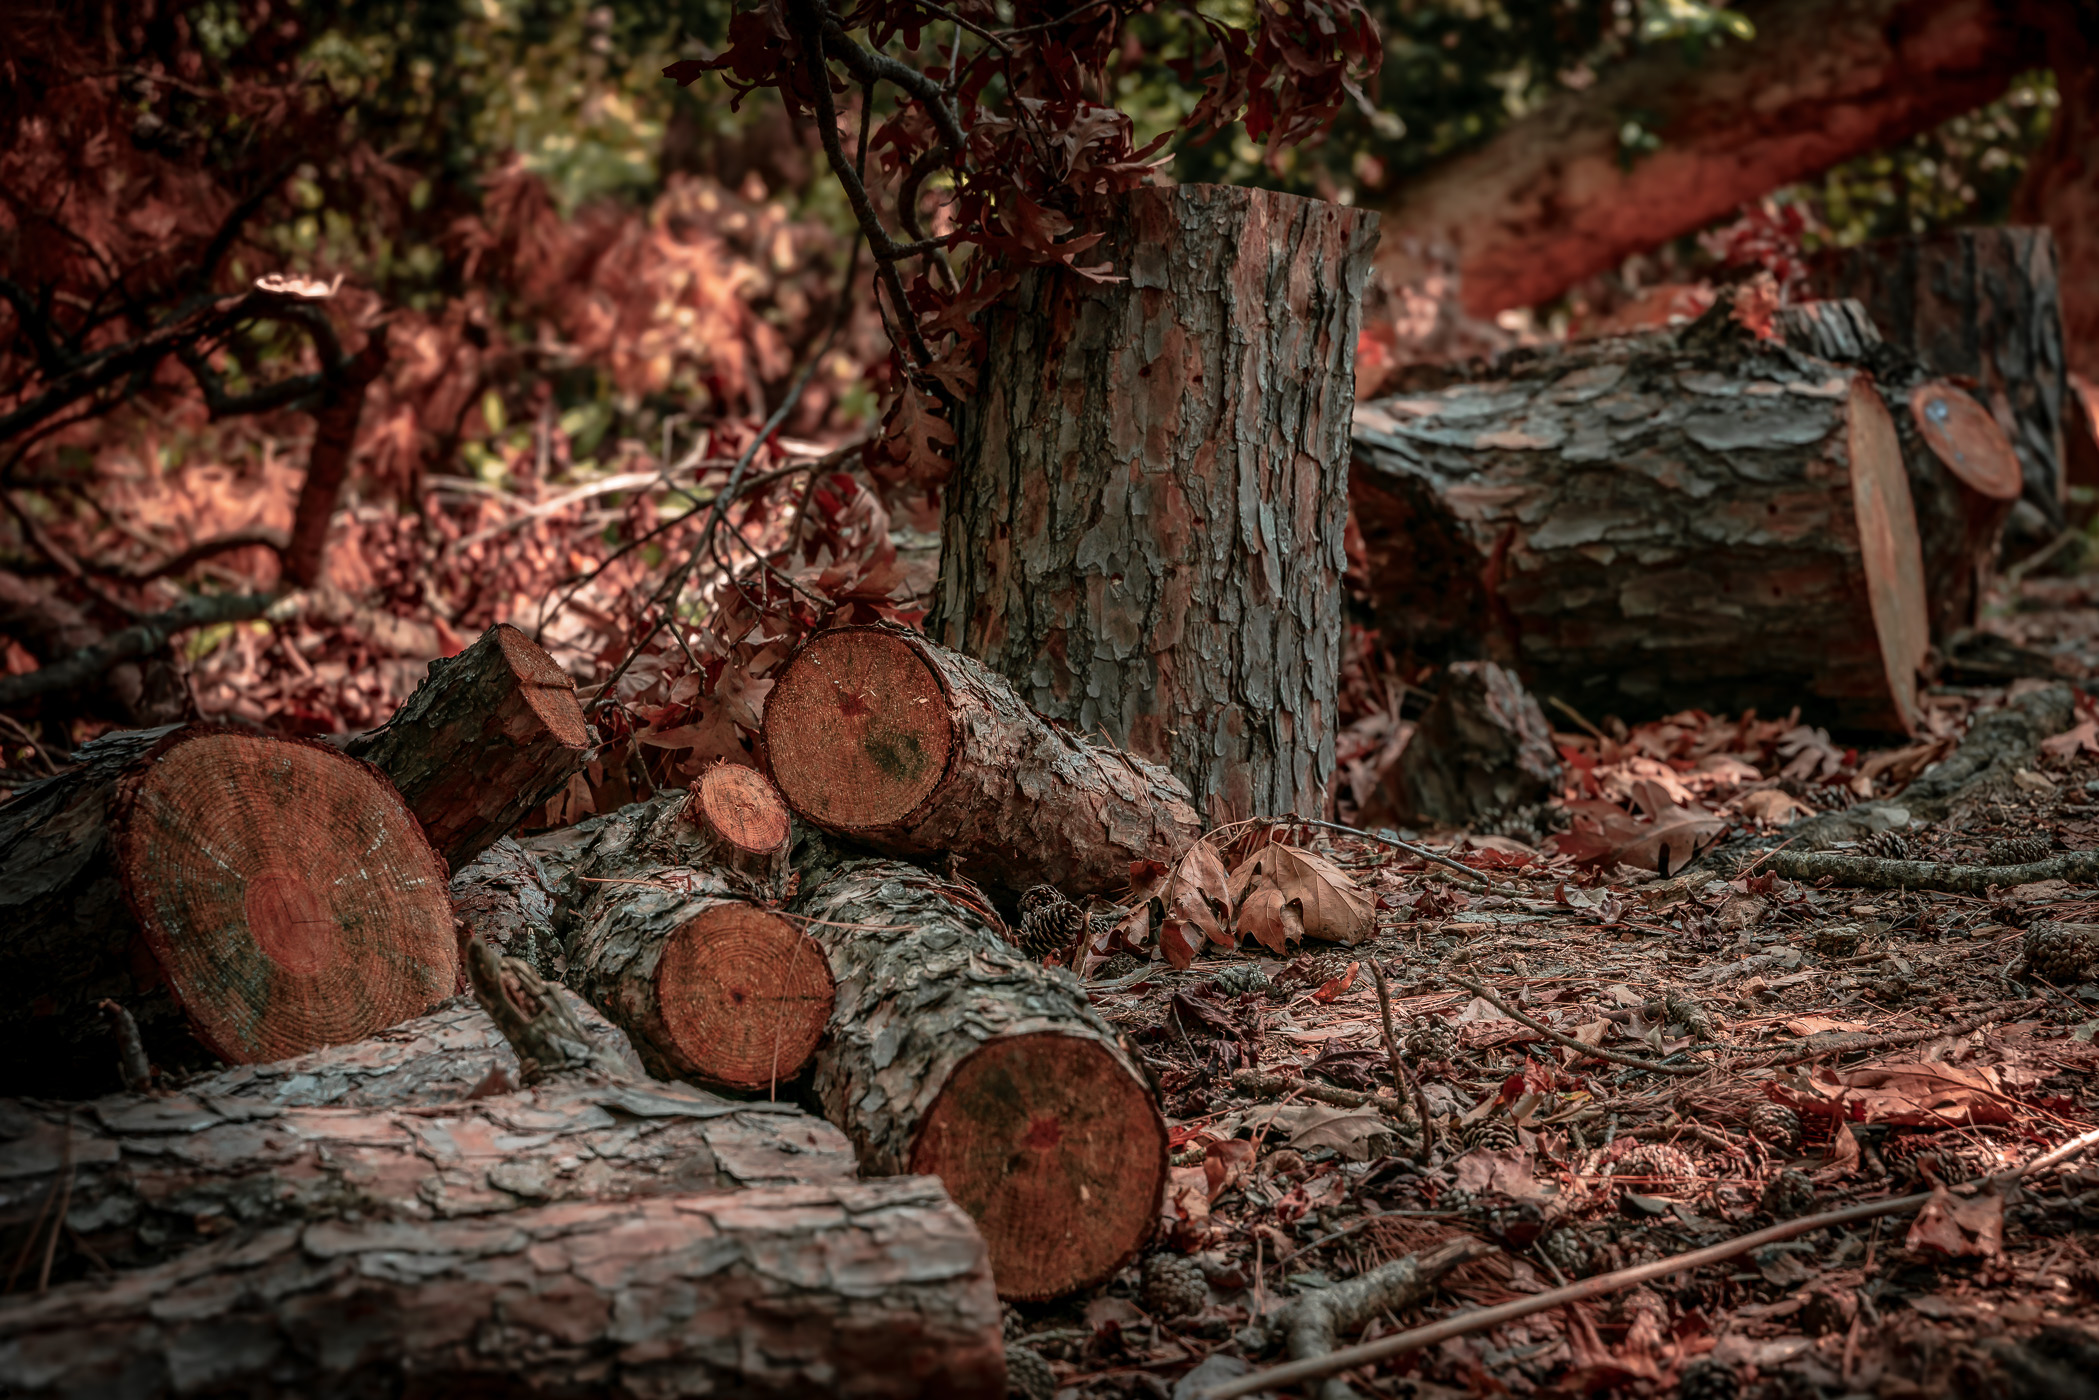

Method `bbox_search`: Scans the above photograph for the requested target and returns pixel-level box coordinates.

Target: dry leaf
[1235,886,1303,954]
[1905,1183,2004,1259]
[1203,1138,1256,1200]
[2042,719,2099,759]
[1160,917,1203,971]
[1166,842,1233,949]
[1233,845,1373,945]
[1739,789,1814,825]
[1310,961,1359,1003]
[1772,1062,2016,1127]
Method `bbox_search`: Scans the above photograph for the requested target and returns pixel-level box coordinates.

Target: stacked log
[0,725,455,1096]
[762,622,1203,898]
[1349,296,1934,732]
[796,857,1169,1300]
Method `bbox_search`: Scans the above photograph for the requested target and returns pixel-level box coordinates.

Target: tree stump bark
[763,624,1202,900]
[795,858,1168,1300]
[346,623,592,870]
[1806,227,2075,530]
[0,1071,855,1278]
[568,792,834,1093]
[931,184,1378,824]
[0,1180,1005,1400]
[1391,661,1562,829]
[0,725,455,1096]
[1349,308,1932,733]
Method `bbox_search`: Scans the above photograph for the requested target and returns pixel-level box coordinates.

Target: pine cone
[1140,1253,1207,1318]
[1759,1169,1818,1220]
[1861,830,1911,861]
[1538,1227,1590,1276]
[1212,962,1273,997]
[1811,922,1864,958]
[1748,1102,1802,1152]
[1675,1359,1742,1400]
[1884,1133,2012,1186]
[1607,1142,1699,1191]
[2018,922,2099,984]
[1015,885,1087,960]
[1663,990,1718,1042]
[1005,1344,1056,1400]
[1460,1117,1521,1153]
[1403,1017,1457,1063]
[1987,834,2053,866]
[1277,952,1349,992]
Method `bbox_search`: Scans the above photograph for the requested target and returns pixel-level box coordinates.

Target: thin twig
[1275,817,1503,888]
[1744,1000,2043,1068]
[1448,978,1704,1076]
[1368,960,1432,1162]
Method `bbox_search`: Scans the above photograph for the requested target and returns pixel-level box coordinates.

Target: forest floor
[1012,570,2099,1400]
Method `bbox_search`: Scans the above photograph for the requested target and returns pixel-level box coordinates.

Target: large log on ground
[763,624,1202,899]
[1807,227,2075,528]
[0,1070,854,1279]
[932,183,1378,823]
[346,622,592,869]
[568,791,834,1094]
[796,858,1168,1300]
[0,1180,1005,1400]
[1349,305,1931,733]
[0,725,455,1097]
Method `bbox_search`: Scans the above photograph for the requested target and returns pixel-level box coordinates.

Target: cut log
[345,622,592,869]
[1390,661,1562,829]
[682,760,792,892]
[763,623,1203,899]
[0,1180,1005,1400]
[1775,299,2021,641]
[1806,227,2076,530]
[933,183,1378,823]
[1349,302,1931,733]
[0,1066,855,1279]
[184,992,641,1108]
[568,791,835,1093]
[796,857,1168,1300]
[0,725,455,1097]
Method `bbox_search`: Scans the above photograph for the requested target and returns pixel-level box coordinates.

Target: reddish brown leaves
[1228,844,1373,949]
[1769,1062,2019,1128]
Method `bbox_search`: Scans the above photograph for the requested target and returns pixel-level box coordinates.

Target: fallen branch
[1232,1069,1416,1125]
[1203,1125,2099,1400]
[1368,961,1434,1161]
[0,590,288,707]
[1766,847,2099,892]
[1448,978,1705,1076]
[1283,817,1504,888]
[1744,1000,2043,1068]
[1267,1237,1495,1400]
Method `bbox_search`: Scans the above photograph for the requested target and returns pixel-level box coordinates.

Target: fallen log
[1350,298,1931,732]
[0,725,455,1097]
[345,622,592,869]
[568,792,834,1093]
[0,1179,1006,1400]
[796,857,1168,1300]
[762,623,1203,898]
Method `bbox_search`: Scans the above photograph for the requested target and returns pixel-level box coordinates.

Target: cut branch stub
[346,623,591,869]
[1910,381,2025,501]
[763,624,1202,898]
[681,761,792,894]
[0,725,456,1095]
[796,858,1168,1300]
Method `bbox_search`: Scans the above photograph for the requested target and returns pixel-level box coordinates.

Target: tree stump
[346,623,592,869]
[795,858,1168,1300]
[1349,305,1932,733]
[568,792,834,1092]
[1391,661,1562,829]
[763,624,1202,900]
[0,725,455,1096]
[1807,227,2075,530]
[0,1181,1005,1400]
[932,184,1379,824]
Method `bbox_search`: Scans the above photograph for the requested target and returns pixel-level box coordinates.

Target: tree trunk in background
[1372,0,2048,318]
[1806,227,2074,530]
[2012,4,2097,379]
[935,185,1377,825]
[0,1183,1005,1400]
[0,726,455,1096]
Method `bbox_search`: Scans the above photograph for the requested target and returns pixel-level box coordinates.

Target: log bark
[0,1180,1005,1400]
[0,1068,855,1279]
[1349,305,1931,733]
[762,624,1203,900]
[451,835,567,980]
[932,184,1378,824]
[1806,227,2075,528]
[346,623,592,870]
[795,858,1168,1301]
[0,725,455,1097]
[568,792,834,1094]
[1371,0,2048,319]
[2010,4,2098,381]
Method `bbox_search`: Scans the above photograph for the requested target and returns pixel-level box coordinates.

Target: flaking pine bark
[934,184,1377,824]
[795,857,1169,1301]
[0,725,455,1096]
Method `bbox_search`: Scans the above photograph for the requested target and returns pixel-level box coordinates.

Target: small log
[0,1063,855,1278]
[346,623,592,869]
[568,792,835,1093]
[1389,660,1561,829]
[0,1180,1005,1400]
[681,760,792,894]
[0,725,455,1097]
[762,623,1203,898]
[1350,298,1932,732]
[797,857,1168,1300]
